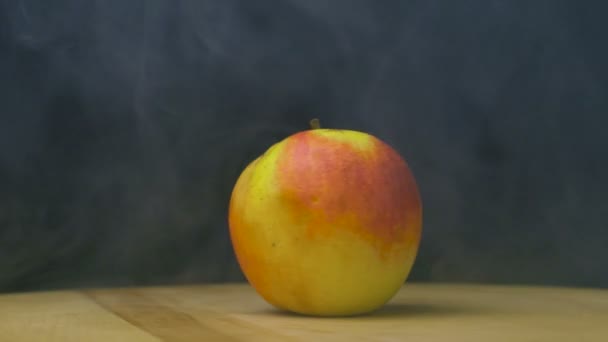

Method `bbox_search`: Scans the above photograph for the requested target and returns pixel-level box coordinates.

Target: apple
[228,119,422,316]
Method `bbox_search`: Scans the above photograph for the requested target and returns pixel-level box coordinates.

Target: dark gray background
[1,0,606,293]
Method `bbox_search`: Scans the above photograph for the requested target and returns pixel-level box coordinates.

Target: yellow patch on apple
[228,119,422,316]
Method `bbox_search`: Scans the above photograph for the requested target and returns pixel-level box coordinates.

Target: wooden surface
[0,282,606,341]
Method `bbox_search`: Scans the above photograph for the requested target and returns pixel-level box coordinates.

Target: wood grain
[0,283,606,341]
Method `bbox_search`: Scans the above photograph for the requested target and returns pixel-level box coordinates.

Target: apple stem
[309,118,321,129]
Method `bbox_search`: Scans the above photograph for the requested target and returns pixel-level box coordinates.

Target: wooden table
[0,282,606,341]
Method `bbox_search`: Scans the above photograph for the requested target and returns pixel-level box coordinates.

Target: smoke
[0,0,607,292]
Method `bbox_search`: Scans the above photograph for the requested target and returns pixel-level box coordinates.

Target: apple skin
[228,127,422,317]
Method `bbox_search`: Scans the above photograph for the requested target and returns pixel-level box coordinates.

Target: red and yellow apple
[228,120,422,316]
